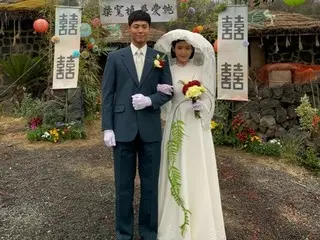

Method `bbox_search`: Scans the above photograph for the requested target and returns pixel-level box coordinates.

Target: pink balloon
[92,18,101,27]
[33,19,49,33]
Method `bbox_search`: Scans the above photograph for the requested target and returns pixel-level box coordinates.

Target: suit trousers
[113,133,161,240]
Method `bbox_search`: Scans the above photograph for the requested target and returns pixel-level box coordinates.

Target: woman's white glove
[192,100,203,111]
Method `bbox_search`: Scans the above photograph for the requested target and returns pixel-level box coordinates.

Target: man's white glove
[157,84,174,95]
[104,130,116,147]
[132,94,152,110]
[192,100,203,111]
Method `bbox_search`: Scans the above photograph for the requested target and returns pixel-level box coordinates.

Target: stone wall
[0,19,46,87]
[235,81,320,139]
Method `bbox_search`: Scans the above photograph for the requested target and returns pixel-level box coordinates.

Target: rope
[216,99,251,113]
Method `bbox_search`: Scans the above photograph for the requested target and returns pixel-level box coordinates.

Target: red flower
[231,113,257,143]
[29,117,42,130]
[247,128,256,135]
[190,80,201,86]
[236,132,248,143]
[159,60,165,67]
[181,80,201,95]
[182,85,189,95]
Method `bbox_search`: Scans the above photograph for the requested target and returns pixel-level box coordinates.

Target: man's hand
[104,130,116,147]
[132,94,152,110]
[157,84,174,95]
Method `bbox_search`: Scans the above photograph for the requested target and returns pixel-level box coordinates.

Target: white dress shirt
[130,43,147,81]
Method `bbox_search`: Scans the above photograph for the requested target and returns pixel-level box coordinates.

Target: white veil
[154,29,216,128]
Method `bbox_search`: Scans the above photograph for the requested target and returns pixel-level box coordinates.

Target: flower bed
[27,120,86,143]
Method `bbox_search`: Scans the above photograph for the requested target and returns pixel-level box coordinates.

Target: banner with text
[217,6,248,101]
[52,6,82,89]
[99,0,177,23]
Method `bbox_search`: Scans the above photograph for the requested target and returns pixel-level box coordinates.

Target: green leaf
[0,55,47,87]
[166,118,191,236]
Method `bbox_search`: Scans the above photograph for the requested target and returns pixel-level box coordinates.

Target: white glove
[157,84,174,95]
[192,100,203,111]
[104,130,116,147]
[132,94,152,110]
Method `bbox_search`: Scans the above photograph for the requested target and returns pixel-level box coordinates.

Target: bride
[154,29,226,240]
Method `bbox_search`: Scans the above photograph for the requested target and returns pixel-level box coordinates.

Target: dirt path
[0,117,319,240]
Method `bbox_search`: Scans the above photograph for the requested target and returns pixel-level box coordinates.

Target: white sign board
[217,6,248,101]
[99,0,177,24]
[52,6,82,89]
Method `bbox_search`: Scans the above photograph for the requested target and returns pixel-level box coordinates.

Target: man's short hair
[128,10,151,26]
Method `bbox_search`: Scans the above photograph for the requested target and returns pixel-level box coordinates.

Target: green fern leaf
[166,119,191,236]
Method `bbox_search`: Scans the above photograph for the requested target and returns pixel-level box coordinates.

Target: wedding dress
[157,62,227,240]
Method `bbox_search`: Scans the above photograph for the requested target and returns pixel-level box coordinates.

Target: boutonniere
[153,54,166,69]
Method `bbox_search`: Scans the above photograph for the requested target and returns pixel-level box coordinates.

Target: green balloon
[80,23,92,37]
[283,0,305,6]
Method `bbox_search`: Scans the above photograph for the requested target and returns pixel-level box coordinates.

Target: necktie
[135,49,143,81]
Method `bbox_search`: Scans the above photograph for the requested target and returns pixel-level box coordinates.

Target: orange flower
[87,43,94,50]
[192,25,204,33]
[312,115,320,130]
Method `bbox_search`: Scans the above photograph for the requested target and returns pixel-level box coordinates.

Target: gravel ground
[0,117,319,240]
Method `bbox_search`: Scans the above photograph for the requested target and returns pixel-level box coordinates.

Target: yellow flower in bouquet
[185,85,206,99]
[180,80,207,119]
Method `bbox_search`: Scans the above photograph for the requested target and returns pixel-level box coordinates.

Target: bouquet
[180,80,206,119]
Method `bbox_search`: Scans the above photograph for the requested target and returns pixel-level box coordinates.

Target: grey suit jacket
[102,46,173,142]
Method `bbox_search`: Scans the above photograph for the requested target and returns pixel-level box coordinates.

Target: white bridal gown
[158,62,226,240]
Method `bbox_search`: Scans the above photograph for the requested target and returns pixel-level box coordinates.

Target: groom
[102,10,173,240]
